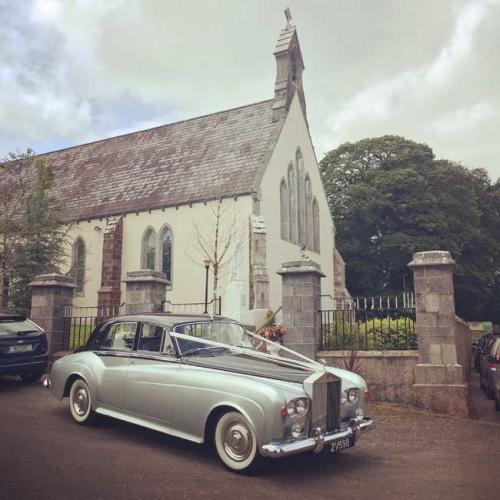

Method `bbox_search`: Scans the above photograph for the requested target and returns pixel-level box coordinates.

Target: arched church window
[160,226,173,283]
[280,179,289,240]
[296,149,306,246]
[142,227,156,270]
[305,175,313,249]
[287,163,297,243]
[312,197,320,253]
[72,237,85,294]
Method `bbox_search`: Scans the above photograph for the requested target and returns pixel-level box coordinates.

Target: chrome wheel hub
[72,385,89,416]
[223,422,253,462]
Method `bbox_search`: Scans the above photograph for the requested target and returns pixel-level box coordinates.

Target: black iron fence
[62,304,122,350]
[161,297,222,315]
[319,294,417,351]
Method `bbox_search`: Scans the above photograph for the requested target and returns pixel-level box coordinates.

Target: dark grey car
[479,336,500,400]
[0,311,48,381]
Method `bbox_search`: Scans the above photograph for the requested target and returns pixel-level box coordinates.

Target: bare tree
[188,193,244,312]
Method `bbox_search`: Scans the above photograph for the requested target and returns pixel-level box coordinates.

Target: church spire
[272,8,306,122]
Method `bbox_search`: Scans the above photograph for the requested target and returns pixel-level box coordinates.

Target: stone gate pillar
[30,274,76,355]
[123,270,168,314]
[408,251,469,416]
[278,260,325,359]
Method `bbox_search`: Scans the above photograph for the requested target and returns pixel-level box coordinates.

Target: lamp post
[203,259,211,314]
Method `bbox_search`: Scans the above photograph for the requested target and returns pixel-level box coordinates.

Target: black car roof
[0,310,25,321]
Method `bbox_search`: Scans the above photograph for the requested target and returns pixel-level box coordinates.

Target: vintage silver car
[48,313,374,472]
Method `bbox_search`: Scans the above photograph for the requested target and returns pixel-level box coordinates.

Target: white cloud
[0,0,499,179]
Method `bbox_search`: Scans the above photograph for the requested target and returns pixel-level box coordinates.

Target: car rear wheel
[214,411,260,473]
[69,378,97,425]
[20,371,44,383]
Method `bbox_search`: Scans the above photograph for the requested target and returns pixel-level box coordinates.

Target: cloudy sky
[1,0,499,180]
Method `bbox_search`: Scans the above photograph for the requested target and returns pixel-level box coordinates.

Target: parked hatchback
[0,311,48,382]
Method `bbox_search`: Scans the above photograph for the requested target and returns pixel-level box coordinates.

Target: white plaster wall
[121,197,252,316]
[61,221,104,308]
[259,94,335,310]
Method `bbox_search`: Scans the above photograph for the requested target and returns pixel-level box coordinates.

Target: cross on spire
[284,7,293,29]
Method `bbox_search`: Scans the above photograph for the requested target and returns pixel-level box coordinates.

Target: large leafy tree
[320,135,500,321]
[0,150,67,315]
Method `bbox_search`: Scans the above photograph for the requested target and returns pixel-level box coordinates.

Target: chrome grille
[310,373,341,433]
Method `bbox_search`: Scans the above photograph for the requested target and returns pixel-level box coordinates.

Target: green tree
[320,135,500,321]
[0,150,67,314]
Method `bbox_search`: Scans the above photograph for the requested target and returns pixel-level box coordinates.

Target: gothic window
[280,179,289,240]
[312,197,320,253]
[296,149,306,246]
[305,175,313,249]
[160,225,173,283]
[72,237,85,294]
[287,163,297,243]
[141,227,156,270]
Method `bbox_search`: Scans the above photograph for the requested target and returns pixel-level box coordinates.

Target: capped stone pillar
[123,270,168,314]
[278,260,325,359]
[30,274,76,355]
[408,251,469,416]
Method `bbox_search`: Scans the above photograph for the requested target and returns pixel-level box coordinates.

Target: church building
[11,13,347,326]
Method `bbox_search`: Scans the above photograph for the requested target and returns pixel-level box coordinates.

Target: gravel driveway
[0,375,498,500]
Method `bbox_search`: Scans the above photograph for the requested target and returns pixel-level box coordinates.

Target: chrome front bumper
[260,417,375,458]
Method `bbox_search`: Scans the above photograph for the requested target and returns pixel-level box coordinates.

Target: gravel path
[0,375,498,500]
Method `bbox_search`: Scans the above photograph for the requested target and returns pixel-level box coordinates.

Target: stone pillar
[30,274,76,355]
[332,247,349,299]
[98,216,123,311]
[278,260,325,359]
[408,251,469,416]
[123,270,168,314]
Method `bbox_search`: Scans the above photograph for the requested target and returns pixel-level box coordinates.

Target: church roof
[3,99,282,221]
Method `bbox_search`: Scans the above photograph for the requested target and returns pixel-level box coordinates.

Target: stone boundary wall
[455,316,473,382]
[318,350,419,404]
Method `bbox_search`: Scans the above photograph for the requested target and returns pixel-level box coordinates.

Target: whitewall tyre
[69,378,97,425]
[214,411,260,473]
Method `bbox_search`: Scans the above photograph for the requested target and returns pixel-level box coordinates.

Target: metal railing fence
[319,294,416,351]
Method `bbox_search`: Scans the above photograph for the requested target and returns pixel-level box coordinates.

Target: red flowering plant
[260,325,286,344]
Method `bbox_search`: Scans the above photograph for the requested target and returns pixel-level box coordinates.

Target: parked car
[493,349,500,412]
[48,313,375,473]
[479,335,500,400]
[0,310,48,381]
[473,333,499,372]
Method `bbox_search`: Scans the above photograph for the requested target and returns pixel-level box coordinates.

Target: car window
[101,322,137,351]
[138,323,164,353]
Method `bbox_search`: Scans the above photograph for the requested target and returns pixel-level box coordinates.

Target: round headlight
[348,388,360,404]
[291,422,304,438]
[286,397,310,416]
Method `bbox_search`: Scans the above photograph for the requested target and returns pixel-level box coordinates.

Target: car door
[122,322,181,425]
[95,321,139,409]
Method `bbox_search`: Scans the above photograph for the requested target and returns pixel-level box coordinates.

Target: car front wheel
[69,378,97,425]
[214,411,260,473]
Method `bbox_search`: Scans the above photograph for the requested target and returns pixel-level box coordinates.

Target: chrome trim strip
[260,417,375,458]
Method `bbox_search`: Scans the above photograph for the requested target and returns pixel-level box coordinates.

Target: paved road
[1,376,499,500]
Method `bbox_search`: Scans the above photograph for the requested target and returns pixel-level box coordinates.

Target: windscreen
[171,320,320,368]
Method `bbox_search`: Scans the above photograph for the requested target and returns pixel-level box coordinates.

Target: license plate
[8,344,33,353]
[330,438,352,453]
